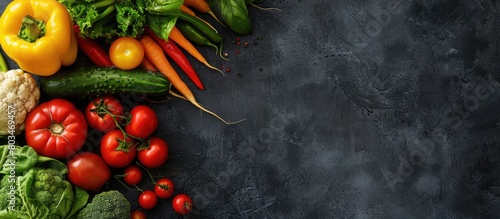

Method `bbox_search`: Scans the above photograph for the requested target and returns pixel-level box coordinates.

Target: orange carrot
[140,35,238,124]
[168,26,223,74]
[180,4,196,17]
[183,0,209,12]
[141,57,157,71]
[183,0,224,26]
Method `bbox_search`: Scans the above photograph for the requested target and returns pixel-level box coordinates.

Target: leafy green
[142,0,181,39]
[144,0,183,15]
[0,145,89,219]
[0,145,37,174]
[66,187,90,219]
[59,0,182,39]
[146,14,178,40]
[115,0,146,37]
[60,0,139,39]
[217,0,252,34]
[62,0,117,39]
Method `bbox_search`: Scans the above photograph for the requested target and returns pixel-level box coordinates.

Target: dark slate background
[2,0,500,218]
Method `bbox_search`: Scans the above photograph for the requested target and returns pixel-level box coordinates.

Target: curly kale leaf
[115,0,146,38]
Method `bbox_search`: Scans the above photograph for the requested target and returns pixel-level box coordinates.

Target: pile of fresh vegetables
[0,145,89,219]
[0,0,278,217]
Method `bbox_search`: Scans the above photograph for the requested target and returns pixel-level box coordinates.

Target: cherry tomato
[172,194,193,215]
[109,37,144,70]
[131,210,147,219]
[25,98,88,159]
[67,152,111,192]
[137,136,169,168]
[85,96,124,133]
[154,178,174,199]
[125,105,158,139]
[138,190,157,210]
[124,165,143,185]
[100,129,137,168]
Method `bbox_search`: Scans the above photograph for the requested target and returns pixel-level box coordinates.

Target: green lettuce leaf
[0,146,89,219]
[64,187,90,219]
[0,145,37,174]
[143,0,183,15]
[146,14,178,40]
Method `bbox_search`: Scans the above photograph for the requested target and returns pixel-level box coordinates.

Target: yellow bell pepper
[0,0,77,76]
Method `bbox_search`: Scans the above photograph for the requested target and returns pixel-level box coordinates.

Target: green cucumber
[40,66,171,99]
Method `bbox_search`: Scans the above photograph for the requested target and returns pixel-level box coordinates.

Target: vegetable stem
[92,5,117,26]
[18,15,46,43]
[0,51,8,72]
[208,10,225,26]
[91,0,116,8]
[49,123,64,135]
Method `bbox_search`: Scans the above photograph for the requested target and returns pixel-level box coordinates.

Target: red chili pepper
[145,28,204,90]
[73,25,113,67]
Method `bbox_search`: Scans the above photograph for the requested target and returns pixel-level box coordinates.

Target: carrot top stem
[208,10,225,26]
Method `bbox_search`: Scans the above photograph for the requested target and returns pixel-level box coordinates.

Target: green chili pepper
[178,11,223,43]
[176,20,220,53]
[176,20,227,60]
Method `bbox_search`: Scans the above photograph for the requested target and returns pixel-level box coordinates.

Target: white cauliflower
[0,69,40,136]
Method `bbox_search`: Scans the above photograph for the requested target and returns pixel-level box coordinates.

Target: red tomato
[154,178,174,199]
[25,98,88,159]
[137,136,169,168]
[172,194,193,215]
[131,210,147,219]
[124,165,142,185]
[100,129,137,168]
[138,190,157,210]
[85,96,124,133]
[125,105,158,139]
[67,152,111,192]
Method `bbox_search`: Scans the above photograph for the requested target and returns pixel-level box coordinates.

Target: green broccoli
[77,190,131,219]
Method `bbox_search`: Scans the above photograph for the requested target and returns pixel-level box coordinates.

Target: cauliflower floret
[0,69,40,136]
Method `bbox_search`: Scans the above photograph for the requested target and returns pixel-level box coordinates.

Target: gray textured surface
[2,0,500,218]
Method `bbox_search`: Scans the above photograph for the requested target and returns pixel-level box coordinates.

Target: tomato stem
[185,202,193,213]
[158,183,170,190]
[49,123,64,135]
[90,98,150,150]
[136,162,157,184]
[113,175,134,191]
